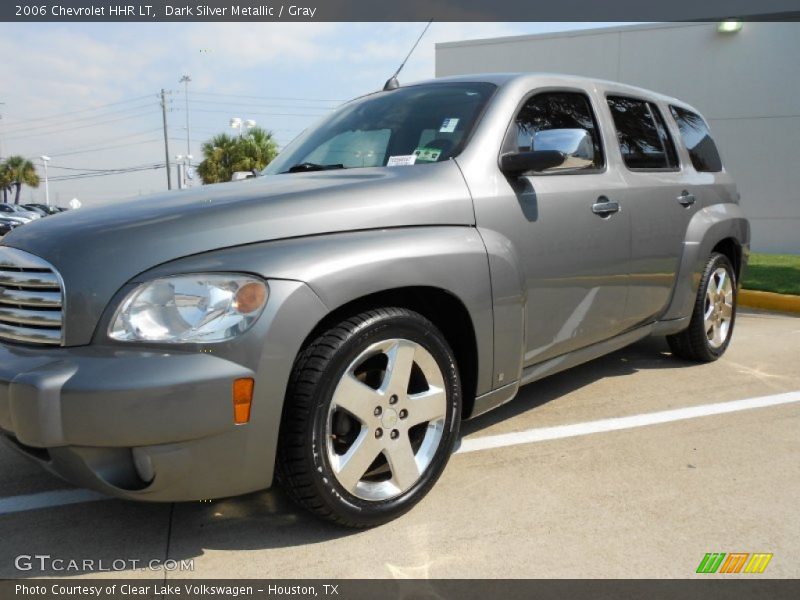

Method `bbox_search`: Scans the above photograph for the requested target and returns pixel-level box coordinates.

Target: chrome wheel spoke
[333,374,381,423]
[382,340,416,395]
[406,387,447,427]
[333,431,382,493]
[386,435,421,491]
[704,303,715,321]
[720,302,733,320]
[716,271,726,295]
[712,322,723,346]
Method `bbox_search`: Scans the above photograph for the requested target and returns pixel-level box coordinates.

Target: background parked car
[0,204,41,222]
[0,217,23,236]
[23,203,62,216]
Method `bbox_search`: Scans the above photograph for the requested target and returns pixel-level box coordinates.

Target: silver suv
[0,74,749,527]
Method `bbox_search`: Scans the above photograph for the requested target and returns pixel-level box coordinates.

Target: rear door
[603,94,697,327]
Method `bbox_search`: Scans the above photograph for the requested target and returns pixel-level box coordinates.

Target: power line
[49,164,166,182]
[46,138,163,158]
[188,90,342,103]
[42,128,163,157]
[3,108,160,141]
[4,94,154,125]
[48,163,164,172]
[186,99,334,111]
[2,102,160,136]
[174,108,329,118]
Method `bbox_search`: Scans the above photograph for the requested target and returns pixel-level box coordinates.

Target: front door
[484,89,632,367]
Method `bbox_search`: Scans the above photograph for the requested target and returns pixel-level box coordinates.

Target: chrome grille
[0,247,63,346]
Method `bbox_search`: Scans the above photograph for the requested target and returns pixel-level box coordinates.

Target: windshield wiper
[283,162,346,174]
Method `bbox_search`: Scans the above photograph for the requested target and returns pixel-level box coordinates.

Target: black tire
[667,252,737,362]
[276,307,461,528]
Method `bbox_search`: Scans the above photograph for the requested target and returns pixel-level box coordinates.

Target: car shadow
[463,335,693,435]
[2,336,698,578]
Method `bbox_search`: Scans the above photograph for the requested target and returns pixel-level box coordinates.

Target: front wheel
[276,307,461,527]
[667,252,737,362]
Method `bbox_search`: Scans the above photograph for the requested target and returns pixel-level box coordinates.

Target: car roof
[404,72,702,114]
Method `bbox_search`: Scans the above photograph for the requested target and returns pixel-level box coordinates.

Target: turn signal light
[233,378,254,424]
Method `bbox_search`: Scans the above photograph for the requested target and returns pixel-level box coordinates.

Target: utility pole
[160,89,172,190]
[179,75,191,163]
[40,155,50,206]
[0,101,5,160]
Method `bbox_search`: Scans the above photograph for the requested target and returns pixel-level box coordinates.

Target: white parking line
[0,489,108,516]
[1,391,799,516]
[456,390,800,454]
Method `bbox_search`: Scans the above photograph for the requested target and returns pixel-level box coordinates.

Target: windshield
[263,82,496,174]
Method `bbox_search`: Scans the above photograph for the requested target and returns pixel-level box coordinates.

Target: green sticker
[413,147,442,163]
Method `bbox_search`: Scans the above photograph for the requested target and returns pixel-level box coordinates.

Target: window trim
[499,87,608,177]
[604,93,682,174]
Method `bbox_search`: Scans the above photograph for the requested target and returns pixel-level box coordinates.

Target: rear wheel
[667,252,737,362]
[276,307,461,527]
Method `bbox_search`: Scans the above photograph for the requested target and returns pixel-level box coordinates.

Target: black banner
[2,580,800,600]
[2,0,800,22]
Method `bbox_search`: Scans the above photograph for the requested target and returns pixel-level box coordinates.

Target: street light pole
[40,155,50,206]
[179,75,192,165]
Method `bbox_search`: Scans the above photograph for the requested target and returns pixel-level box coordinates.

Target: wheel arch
[661,204,750,322]
[298,286,481,419]
[711,237,744,282]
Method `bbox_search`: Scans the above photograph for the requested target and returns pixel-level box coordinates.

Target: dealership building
[436,22,799,253]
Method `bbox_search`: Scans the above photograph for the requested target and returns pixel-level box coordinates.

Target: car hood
[2,162,473,345]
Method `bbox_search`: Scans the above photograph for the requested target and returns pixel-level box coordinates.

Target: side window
[669,106,723,172]
[511,91,604,173]
[607,96,677,169]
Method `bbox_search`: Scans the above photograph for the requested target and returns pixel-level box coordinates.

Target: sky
[0,21,627,207]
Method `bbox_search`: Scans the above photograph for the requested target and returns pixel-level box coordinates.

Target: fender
[661,202,750,323]
[137,226,498,397]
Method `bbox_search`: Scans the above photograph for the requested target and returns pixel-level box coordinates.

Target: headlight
[109,274,268,343]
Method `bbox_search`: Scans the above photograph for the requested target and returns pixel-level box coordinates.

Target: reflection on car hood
[1,162,472,345]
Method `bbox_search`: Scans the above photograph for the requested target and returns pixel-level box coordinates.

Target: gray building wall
[436,22,800,254]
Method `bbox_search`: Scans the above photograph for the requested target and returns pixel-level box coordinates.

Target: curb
[740,289,800,314]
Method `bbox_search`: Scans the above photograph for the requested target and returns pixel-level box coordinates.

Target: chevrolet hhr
[0,74,749,526]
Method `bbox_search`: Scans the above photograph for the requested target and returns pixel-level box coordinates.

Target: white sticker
[439,118,459,133]
[387,155,417,166]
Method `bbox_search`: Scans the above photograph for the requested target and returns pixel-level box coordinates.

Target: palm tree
[3,156,40,204]
[197,127,278,184]
[0,161,14,204]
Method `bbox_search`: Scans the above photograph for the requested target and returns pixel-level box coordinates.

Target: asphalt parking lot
[0,311,798,579]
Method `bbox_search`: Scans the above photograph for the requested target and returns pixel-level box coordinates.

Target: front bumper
[0,279,329,502]
[0,343,259,501]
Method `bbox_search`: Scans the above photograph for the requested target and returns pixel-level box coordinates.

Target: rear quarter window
[669,106,723,172]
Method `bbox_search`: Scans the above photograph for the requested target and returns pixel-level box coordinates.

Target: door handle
[677,191,696,207]
[592,197,620,217]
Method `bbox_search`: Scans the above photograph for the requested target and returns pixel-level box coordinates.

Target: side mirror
[499,150,566,177]
[533,128,595,169]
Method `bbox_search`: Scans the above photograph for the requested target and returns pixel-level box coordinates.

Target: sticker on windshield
[387,155,417,167]
[439,118,459,133]
[413,147,442,163]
